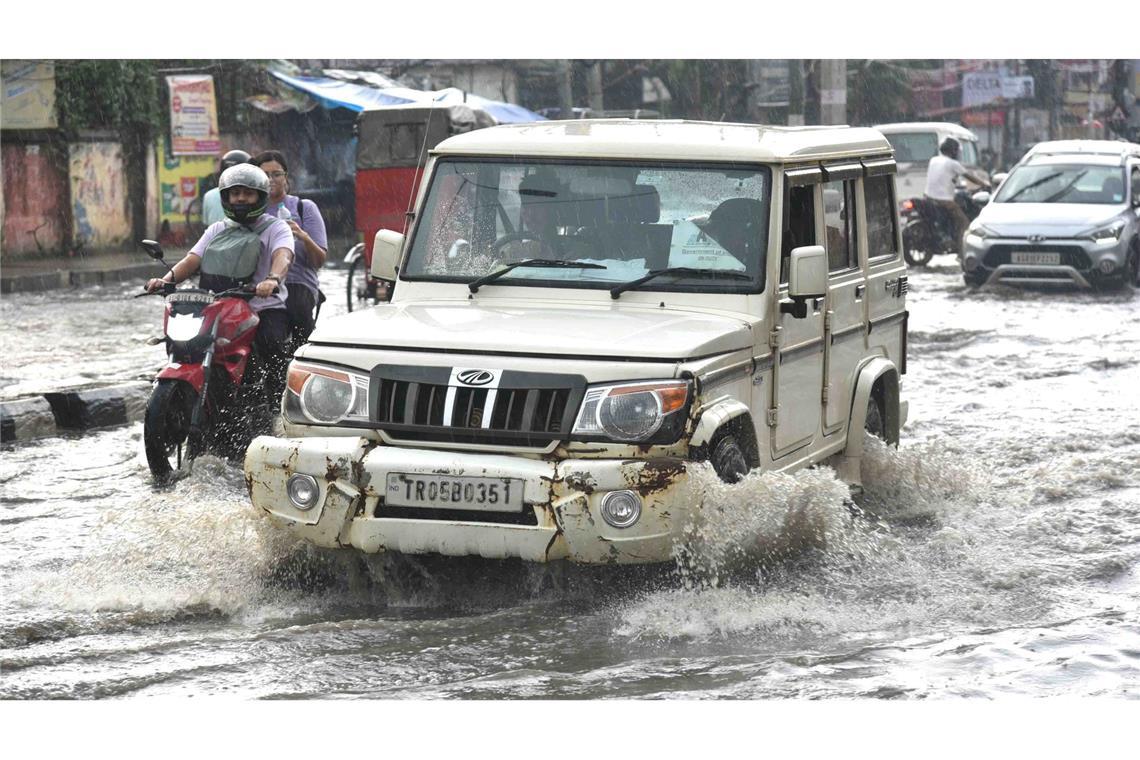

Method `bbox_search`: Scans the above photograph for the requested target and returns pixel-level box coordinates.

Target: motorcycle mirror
[140,239,165,261]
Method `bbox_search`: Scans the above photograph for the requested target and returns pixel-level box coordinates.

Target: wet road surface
[2,260,1138,698]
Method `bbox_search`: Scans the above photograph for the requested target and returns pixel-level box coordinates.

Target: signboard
[963,72,1035,107]
[1,60,57,129]
[166,75,220,156]
[754,60,790,107]
[156,135,214,225]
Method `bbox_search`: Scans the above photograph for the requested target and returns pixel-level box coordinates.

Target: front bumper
[960,234,1130,289]
[244,436,691,565]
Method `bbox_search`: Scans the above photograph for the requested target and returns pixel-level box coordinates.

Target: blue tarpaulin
[269,71,545,124]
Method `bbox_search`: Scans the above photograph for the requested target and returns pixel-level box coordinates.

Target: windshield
[994,164,1126,204]
[885,132,980,168]
[403,159,771,293]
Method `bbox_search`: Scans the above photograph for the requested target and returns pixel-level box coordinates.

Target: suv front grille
[370,365,586,447]
[984,245,1091,270]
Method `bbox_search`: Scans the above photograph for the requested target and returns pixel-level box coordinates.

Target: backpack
[198,215,274,293]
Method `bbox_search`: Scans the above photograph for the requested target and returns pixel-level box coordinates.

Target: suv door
[820,164,867,433]
[770,168,825,457]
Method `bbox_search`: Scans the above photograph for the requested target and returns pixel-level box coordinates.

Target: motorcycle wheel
[144,379,200,482]
[347,255,383,312]
[346,255,362,312]
[902,230,935,267]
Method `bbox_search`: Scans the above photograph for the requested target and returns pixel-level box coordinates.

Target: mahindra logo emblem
[1027,234,1047,243]
[456,369,495,386]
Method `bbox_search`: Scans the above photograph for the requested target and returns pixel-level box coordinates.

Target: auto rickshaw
[345,103,496,310]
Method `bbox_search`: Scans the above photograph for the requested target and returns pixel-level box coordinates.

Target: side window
[1132,167,1140,203]
[823,179,857,271]
[865,174,899,260]
[780,184,817,284]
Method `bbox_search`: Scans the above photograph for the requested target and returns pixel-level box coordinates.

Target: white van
[874,121,987,200]
[244,120,910,565]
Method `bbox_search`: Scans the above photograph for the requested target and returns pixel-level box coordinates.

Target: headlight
[283,362,369,425]
[166,313,204,342]
[1087,221,1125,244]
[965,223,998,243]
[571,380,689,442]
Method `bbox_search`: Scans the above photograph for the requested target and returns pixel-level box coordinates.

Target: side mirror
[971,191,992,206]
[140,239,165,261]
[781,245,827,318]
[991,172,1009,189]
[371,229,403,282]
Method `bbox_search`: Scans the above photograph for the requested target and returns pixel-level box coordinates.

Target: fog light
[287,474,320,511]
[963,254,981,272]
[600,490,641,529]
[1097,259,1116,274]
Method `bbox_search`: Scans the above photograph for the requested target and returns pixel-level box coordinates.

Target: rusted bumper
[244,436,691,565]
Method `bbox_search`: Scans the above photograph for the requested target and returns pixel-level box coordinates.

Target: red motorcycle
[137,240,276,482]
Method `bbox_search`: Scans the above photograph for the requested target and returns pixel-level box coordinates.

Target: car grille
[983,245,1091,270]
[370,365,587,447]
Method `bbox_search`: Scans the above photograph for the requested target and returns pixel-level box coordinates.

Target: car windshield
[402,159,771,293]
[994,164,1126,204]
[884,132,939,163]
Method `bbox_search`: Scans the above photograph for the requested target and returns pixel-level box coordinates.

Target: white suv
[245,120,910,565]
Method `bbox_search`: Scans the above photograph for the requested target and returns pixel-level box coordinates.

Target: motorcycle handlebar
[135,283,278,299]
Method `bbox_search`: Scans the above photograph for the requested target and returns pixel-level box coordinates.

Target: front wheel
[709,434,750,484]
[143,379,200,482]
[902,226,935,267]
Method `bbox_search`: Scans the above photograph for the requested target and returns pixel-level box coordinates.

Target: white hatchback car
[962,141,1140,289]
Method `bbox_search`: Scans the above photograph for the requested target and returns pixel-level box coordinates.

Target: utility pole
[788,59,804,126]
[820,59,847,125]
[586,61,604,114]
[558,60,574,119]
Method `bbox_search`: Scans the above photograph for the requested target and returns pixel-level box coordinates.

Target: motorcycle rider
[146,163,294,409]
[201,149,252,227]
[924,137,986,251]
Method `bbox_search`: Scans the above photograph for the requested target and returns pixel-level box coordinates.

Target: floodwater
[1,260,1138,699]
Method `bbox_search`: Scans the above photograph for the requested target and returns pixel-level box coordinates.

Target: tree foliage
[54,60,160,139]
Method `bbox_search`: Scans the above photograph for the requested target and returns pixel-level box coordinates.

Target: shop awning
[267,71,545,124]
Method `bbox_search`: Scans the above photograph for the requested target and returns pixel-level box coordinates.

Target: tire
[902,227,934,267]
[709,434,750,484]
[144,379,199,481]
[963,270,986,288]
[864,395,886,441]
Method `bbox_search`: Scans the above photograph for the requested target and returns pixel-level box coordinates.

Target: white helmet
[219,164,270,222]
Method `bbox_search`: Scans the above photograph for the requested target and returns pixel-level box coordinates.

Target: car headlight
[1087,221,1125,244]
[283,362,370,425]
[965,223,998,244]
[571,380,689,443]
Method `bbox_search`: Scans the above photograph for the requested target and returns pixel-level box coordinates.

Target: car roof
[872,121,979,140]
[1021,139,1140,163]
[1025,153,1126,168]
[433,119,894,164]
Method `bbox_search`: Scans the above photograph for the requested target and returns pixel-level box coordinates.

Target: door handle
[854,284,866,299]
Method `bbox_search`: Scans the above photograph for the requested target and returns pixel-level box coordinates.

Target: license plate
[385,473,525,512]
[1011,251,1060,265]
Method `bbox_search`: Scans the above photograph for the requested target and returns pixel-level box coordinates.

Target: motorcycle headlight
[283,362,370,425]
[571,380,689,443]
[1087,221,1125,244]
[166,313,205,342]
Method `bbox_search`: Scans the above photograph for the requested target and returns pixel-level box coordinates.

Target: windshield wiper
[468,258,606,293]
[1002,172,1062,202]
[610,267,751,299]
[1041,170,1088,203]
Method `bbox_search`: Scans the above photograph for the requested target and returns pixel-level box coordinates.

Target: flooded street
[1,260,1138,699]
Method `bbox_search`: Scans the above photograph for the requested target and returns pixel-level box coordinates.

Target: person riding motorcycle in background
[251,150,328,349]
[201,149,252,227]
[924,137,987,251]
[146,163,295,407]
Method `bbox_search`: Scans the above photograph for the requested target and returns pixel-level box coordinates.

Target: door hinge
[823,310,833,332]
[822,384,830,404]
[766,407,778,426]
[768,327,783,350]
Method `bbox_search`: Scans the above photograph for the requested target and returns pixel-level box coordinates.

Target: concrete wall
[1,142,69,257]
[69,142,130,251]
